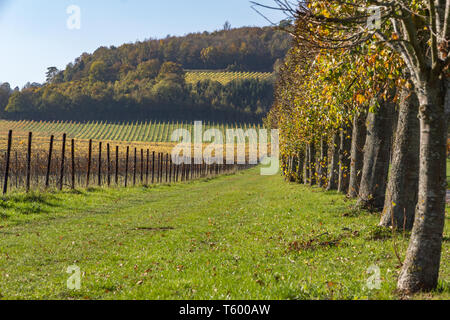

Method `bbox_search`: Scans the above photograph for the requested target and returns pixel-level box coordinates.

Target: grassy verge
[0,168,448,300]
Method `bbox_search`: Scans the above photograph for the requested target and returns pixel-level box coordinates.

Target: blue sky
[0,0,287,88]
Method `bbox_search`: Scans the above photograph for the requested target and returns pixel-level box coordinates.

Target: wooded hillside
[0,27,291,122]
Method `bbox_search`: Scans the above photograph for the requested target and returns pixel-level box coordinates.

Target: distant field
[185,70,274,85]
[0,120,265,144]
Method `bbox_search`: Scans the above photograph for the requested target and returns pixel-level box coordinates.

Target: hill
[0,27,291,122]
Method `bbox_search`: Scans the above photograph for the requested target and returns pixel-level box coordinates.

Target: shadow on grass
[133,226,175,231]
[0,192,61,216]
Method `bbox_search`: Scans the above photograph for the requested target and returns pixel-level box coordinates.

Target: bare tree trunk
[296,150,305,183]
[327,132,340,191]
[318,136,328,188]
[304,144,310,185]
[380,89,420,230]
[357,100,394,210]
[338,125,352,193]
[398,81,447,293]
[288,155,297,182]
[348,110,367,198]
[308,142,316,186]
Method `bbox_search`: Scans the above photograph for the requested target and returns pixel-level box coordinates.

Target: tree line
[263,1,449,294]
[1,63,274,122]
[1,26,290,122]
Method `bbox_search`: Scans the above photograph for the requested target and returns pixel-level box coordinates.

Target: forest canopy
[1,26,291,122]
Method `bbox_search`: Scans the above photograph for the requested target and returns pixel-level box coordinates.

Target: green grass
[0,168,448,300]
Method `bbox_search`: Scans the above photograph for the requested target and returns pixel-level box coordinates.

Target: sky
[0,0,287,88]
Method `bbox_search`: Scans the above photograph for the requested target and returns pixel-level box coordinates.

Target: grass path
[0,168,448,300]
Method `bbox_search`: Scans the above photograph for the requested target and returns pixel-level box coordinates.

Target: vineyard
[0,120,264,194]
[0,120,265,144]
[185,71,273,85]
[0,130,254,194]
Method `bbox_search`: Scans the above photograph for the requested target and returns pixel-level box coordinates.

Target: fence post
[181,162,185,182]
[86,139,92,188]
[59,133,66,191]
[71,139,75,190]
[26,132,32,193]
[146,149,149,185]
[141,149,144,184]
[3,130,12,195]
[158,153,162,184]
[125,146,129,187]
[151,151,155,184]
[98,142,102,187]
[107,143,111,187]
[45,135,54,189]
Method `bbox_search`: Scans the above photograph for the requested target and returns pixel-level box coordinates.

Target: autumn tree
[259,0,449,293]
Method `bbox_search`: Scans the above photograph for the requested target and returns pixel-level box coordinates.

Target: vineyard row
[0,120,265,143]
[0,131,254,194]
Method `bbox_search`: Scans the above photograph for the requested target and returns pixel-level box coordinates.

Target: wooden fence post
[59,134,66,191]
[3,130,12,195]
[141,149,144,184]
[86,139,92,188]
[181,162,185,182]
[158,153,162,184]
[26,132,32,193]
[146,149,149,185]
[107,143,111,187]
[151,151,155,184]
[125,146,129,187]
[98,142,102,187]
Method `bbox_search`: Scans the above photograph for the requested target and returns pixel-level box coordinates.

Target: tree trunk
[296,150,305,183]
[398,81,447,293]
[338,125,352,193]
[288,155,297,182]
[357,100,395,210]
[327,132,340,191]
[380,89,420,230]
[304,144,310,185]
[318,137,328,188]
[309,142,316,186]
[348,110,367,198]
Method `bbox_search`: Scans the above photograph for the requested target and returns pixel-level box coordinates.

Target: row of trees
[1,61,274,122]
[265,1,448,294]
